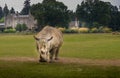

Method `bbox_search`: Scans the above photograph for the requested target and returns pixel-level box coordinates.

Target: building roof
[14,15,29,18]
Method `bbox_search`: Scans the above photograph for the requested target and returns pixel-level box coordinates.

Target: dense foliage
[0,6,4,19]
[20,0,31,15]
[3,4,9,16]
[10,7,15,14]
[76,0,120,31]
[0,4,15,19]
[30,0,70,30]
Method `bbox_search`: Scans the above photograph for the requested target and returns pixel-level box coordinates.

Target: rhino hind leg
[55,48,59,60]
[49,47,60,62]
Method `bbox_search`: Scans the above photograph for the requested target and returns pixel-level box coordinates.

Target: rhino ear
[33,35,40,41]
[47,36,53,41]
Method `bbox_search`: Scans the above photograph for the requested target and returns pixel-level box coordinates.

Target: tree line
[0,4,15,19]
[0,0,30,19]
[76,0,120,31]
[0,0,120,31]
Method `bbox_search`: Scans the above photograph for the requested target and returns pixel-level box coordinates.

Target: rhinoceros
[34,26,63,62]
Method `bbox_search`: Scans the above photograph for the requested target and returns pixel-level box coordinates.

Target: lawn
[0,35,37,57]
[0,61,120,78]
[0,33,120,78]
[61,34,120,59]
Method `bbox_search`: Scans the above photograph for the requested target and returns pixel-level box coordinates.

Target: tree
[108,5,120,31]
[0,6,3,19]
[42,0,56,3]
[22,23,28,31]
[76,0,111,28]
[76,1,94,28]
[3,4,9,16]
[10,7,15,14]
[93,1,111,26]
[21,0,31,15]
[30,0,70,30]
[69,10,76,21]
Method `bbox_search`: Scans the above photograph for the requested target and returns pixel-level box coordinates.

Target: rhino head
[34,35,53,62]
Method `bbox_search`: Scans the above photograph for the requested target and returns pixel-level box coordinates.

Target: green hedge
[64,29,78,33]
[58,27,112,33]
[3,29,16,33]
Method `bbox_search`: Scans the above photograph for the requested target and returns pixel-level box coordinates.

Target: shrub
[9,29,16,33]
[70,27,79,33]
[16,24,22,32]
[64,29,72,33]
[79,27,89,33]
[98,26,104,33]
[112,31,120,35]
[22,24,28,31]
[58,27,66,33]
[16,24,28,32]
[64,29,78,33]
[98,27,112,33]
[102,27,112,33]
[3,28,16,33]
[90,28,98,33]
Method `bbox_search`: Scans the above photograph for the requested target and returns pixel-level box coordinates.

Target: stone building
[69,20,80,28]
[5,13,37,29]
[69,18,80,28]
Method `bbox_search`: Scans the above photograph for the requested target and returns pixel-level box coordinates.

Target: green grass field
[0,34,120,78]
[61,34,120,59]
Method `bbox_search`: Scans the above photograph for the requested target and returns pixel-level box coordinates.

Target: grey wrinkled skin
[34,26,63,62]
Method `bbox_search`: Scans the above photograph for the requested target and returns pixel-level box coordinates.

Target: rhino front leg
[46,52,50,62]
[50,48,57,62]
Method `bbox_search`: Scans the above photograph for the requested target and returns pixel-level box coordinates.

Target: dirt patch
[0,57,120,66]
[58,57,120,66]
[0,57,37,62]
